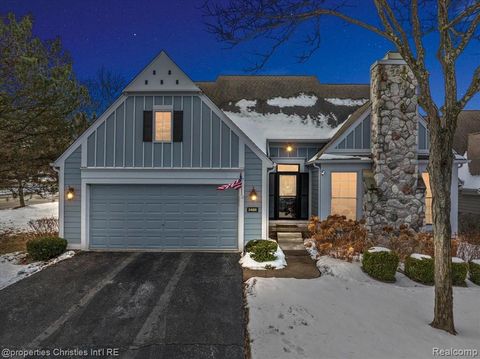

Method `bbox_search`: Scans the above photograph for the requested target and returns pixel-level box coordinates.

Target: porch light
[286,144,293,152]
[66,187,75,200]
[249,187,258,201]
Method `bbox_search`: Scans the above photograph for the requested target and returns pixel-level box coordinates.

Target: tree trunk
[428,116,456,335]
[17,181,25,208]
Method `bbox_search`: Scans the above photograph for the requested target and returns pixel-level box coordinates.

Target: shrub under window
[27,236,67,261]
[362,248,399,282]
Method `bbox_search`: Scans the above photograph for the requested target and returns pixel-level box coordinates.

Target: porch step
[277,232,305,251]
[275,225,301,233]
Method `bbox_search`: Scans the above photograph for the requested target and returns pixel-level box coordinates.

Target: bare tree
[204,0,480,334]
[84,66,126,117]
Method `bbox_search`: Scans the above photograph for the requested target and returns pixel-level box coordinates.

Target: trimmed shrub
[405,255,434,285]
[452,258,468,286]
[469,260,480,285]
[362,248,399,282]
[245,240,278,262]
[26,236,67,261]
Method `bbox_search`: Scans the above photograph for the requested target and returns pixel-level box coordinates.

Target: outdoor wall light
[286,144,294,152]
[66,187,75,200]
[249,187,258,201]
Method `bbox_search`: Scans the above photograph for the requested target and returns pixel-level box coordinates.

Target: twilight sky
[1,0,479,108]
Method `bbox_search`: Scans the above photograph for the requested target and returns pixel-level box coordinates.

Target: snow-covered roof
[223,99,342,152]
[197,76,369,153]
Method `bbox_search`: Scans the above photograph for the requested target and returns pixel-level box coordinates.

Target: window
[277,164,299,172]
[154,111,172,142]
[422,172,433,224]
[331,172,357,220]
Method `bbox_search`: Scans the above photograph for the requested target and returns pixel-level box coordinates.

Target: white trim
[238,180,245,252]
[81,178,243,251]
[67,243,82,250]
[80,182,89,249]
[261,161,268,239]
[58,166,65,238]
[133,96,136,165]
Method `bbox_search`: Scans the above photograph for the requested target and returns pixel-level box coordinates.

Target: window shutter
[173,111,183,142]
[299,173,309,220]
[143,111,153,142]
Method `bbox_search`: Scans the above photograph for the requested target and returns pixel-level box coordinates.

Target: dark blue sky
[1,0,479,108]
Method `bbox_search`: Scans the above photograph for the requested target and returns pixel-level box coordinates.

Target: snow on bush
[267,94,317,107]
[362,248,399,282]
[240,240,286,270]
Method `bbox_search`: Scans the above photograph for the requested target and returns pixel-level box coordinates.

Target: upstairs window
[154,111,172,142]
[422,172,433,224]
[331,172,357,220]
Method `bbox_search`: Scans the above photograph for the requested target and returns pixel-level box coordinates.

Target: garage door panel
[89,184,238,250]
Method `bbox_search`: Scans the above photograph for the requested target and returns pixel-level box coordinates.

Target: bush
[469,260,480,285]
[362,248,399,282]
[309,215,370,262]
[405,255,434,284]
[27,217,59,238]
[245,240,278,262]
[26,236,67,261]
[452,259,468,286]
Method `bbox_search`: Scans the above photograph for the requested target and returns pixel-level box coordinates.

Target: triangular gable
[123,50,200,93]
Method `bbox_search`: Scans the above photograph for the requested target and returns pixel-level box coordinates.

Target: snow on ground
[459,152,480,190]
[240,244,287,270]
[267,94,317,108]
[0,250,75,290]
[325,98,369,106]
[226,99,341,153]
[0,201,58,230]
[246,256,480,359]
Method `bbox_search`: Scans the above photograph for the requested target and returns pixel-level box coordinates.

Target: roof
[453,111,480,189]
[197,76,370,152]
[307,102,371,162]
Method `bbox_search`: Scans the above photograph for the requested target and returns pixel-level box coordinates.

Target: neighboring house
[455,116,480,215]
[53,51,464,251]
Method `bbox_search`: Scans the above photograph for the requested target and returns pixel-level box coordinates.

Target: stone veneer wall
[364,54,426,239]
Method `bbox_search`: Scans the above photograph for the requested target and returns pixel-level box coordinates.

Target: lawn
[246,256,480,359]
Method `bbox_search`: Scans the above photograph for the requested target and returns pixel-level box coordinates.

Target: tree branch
[458,64,480,109]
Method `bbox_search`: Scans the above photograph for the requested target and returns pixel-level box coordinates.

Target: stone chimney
[363,52,426,238]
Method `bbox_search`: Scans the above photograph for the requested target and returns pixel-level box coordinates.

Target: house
[53,51,464,251]
[455,112,480,216]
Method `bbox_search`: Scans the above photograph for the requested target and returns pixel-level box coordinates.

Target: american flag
[217,174,242,190]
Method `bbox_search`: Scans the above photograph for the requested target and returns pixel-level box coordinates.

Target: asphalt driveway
[0,252,244,359]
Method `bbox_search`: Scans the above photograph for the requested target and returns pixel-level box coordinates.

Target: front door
[269,168,309,220]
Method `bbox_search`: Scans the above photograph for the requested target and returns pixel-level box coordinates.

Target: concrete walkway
[243,250,320,281]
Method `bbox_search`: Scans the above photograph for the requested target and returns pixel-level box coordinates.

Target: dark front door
[269,172,309,220]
